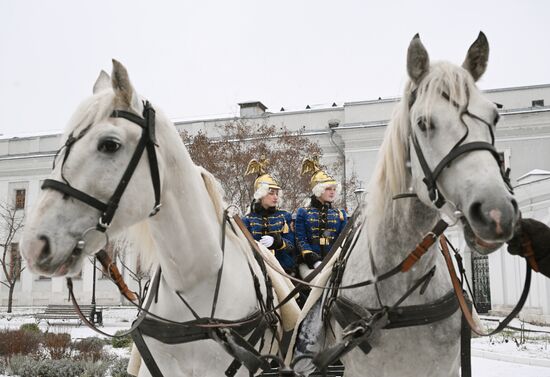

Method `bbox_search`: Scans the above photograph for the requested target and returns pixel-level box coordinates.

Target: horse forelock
[63,91,115,143]
[410,61,475,122]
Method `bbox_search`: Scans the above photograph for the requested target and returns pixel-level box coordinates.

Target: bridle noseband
[42,101,162,239]
[408,87,513,209]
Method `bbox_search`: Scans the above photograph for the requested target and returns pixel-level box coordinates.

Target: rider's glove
[267,232,284,250]
[259,235,274,248]
[507,218,550,278]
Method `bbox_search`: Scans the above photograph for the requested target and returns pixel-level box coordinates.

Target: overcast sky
[1,0,549,137]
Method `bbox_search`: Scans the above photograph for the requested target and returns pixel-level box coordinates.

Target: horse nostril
[38,235,51,260]
[468,201,486,225]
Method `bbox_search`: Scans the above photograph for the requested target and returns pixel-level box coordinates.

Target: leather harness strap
[95,249,137,302]
[132,311,272,377]
[67,266,162,338]
[439,236,532,336]
[314,266,454,371]
[401,219,448,271]
[332,290,458,331]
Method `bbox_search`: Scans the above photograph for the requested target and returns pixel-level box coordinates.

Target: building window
[15,189,26,210]
[532,99,544,107]
[9,243,22,281]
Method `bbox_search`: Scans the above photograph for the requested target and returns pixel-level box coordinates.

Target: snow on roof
[0,130,62,141]
[517,169,550,182]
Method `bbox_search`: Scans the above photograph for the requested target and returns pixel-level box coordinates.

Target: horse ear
[93,70,111,94]
[111,59,140,109]
[407,34,430,84]
[462,31,489,82]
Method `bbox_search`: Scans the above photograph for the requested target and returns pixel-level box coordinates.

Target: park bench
[35,304,102,326]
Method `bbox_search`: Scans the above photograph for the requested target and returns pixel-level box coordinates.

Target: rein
[439,235,532,336]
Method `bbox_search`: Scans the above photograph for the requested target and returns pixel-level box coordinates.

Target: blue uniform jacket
[295,196,347,258]
[242,204,296,271]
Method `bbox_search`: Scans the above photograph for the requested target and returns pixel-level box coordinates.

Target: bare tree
[0,202,25,313]
[181,119,357,213]
[112,234,150,301]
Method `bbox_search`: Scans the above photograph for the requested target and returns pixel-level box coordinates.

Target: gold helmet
[245,157,281,192]
[301,155,337,190]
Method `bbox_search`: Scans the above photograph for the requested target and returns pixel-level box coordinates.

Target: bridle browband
[42,101,162,233]
[409,87,513,209]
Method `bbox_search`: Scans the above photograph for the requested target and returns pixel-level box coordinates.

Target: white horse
[20,60,297,377]
[293,33,518,377]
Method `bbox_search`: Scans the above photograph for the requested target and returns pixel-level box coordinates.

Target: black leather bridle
[41,101,162,235]
[408,87,513,209]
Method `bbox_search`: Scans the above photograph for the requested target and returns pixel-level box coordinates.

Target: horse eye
[417,117,428,132]
[97,139,121,153]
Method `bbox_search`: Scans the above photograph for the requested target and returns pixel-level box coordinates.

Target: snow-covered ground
[1,307,550,376]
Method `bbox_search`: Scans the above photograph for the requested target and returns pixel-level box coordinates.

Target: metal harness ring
[76,226,110,255]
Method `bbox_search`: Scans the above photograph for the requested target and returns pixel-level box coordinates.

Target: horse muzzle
[461,195,519,255]
[21,234,86,277]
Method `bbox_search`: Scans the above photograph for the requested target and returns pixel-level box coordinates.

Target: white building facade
[1,84,549,322]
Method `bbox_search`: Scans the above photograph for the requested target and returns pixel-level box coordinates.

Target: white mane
[125,161,250,271]
[367,61,477,222]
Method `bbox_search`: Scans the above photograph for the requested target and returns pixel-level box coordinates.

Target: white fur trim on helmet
[302,182,341,207]
[253,184,284,207]
[312,182,341,199]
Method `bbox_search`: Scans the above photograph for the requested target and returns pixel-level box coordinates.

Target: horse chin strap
[409,88,513,210]
[41,101,162,237]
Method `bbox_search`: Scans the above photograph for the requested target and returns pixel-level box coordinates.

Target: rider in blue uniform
[242,157,296,273]
[295,156,347,277]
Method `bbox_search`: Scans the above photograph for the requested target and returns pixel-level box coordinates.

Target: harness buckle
[149,203,162,217]
[342,319,370,339]
[98,216,111,231]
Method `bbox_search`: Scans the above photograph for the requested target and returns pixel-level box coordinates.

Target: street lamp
[354,182,367,206]
[328,119,347,208]
[91,256,97,323]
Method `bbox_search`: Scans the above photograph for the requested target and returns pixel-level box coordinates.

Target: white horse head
[20,61,282,376]
[372,31,518,255]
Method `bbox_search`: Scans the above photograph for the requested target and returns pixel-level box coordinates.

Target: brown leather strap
[520,234,540,272]
[401,236,434,272]
[96,249,138,302]
[401,219,448,272]
[439,237,484,335]
[440,236,532,337]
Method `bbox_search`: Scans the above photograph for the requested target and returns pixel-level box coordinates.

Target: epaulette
[283,221,289,233]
